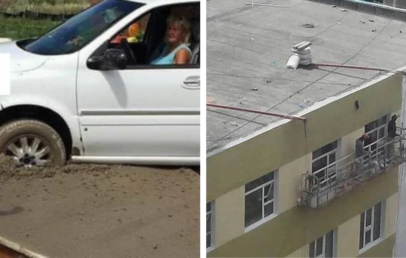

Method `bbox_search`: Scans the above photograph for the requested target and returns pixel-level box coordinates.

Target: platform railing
[299,131,406,208]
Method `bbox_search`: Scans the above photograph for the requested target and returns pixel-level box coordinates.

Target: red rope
[207,63,403,123]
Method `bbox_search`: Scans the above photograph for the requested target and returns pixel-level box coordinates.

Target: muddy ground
[0,156,200,258]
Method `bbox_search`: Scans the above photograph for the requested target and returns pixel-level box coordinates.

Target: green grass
[0,16,60,39]
[0,0,90,15]
[0,0,94,39]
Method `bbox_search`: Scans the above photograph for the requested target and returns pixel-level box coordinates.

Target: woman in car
[151,15,192,65]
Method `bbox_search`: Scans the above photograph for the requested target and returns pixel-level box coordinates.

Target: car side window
[111,14,150,44]
[105,3,200,69]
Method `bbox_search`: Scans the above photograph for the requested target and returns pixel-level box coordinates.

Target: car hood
[0,40,50,73]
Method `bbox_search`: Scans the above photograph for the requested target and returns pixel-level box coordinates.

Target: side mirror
[87,49,128,70]
[104,49,128,70]
[87,56,105,70]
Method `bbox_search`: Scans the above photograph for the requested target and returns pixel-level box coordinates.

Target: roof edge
[207,72,396,157]
[0,235,48,258]
[307,0,406,22]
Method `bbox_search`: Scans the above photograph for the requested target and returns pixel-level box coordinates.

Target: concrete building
[384,0,406,9]
[207,0,406,257]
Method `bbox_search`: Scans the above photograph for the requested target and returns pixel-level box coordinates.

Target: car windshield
[21,0,144,55]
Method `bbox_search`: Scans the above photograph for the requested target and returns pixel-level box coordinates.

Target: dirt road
[0,158,200,258]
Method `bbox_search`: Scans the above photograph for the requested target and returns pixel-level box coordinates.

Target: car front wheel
[0,120,66,167]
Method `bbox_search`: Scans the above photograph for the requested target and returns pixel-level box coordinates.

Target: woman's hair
[166,15,191,45]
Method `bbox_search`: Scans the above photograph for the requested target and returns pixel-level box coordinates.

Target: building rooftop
[207,0,406,154]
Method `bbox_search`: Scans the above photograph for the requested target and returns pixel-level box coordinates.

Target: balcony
[298,132,406,208]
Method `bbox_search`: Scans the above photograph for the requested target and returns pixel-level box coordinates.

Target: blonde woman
[151,15,192,65]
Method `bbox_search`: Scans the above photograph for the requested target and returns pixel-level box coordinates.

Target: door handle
[183,76,200,89]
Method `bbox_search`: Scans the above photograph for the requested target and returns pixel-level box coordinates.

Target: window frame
[311,140,339,191]
[359,201,385,253]
[309,229,336,258]
[364,115,388,162]
[206,201,215,252]
[244,171,278,232]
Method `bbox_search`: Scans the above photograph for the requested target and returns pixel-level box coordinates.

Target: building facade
[207,73,404,257]
[383,0,406,9]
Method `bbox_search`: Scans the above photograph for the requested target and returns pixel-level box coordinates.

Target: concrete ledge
[0,243,27,258]
[0,38,11,43]
[0,236,47,258]
[307,0,406,22]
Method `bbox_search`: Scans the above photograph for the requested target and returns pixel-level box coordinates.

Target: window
[22,0,144,55]
[359,202,383,250]
[111,13,150,44]
[309,230,335,258]
[245,171,276,228]
[364,115,388,159]
[206,202,214,250]
[99,3,200,69]
[312,141,338,189]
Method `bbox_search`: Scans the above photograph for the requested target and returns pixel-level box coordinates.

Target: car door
[76,1,200,161]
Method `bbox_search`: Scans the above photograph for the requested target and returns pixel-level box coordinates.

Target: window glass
[22,0,143,55]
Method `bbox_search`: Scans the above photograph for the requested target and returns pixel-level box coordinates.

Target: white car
[0,0,200,167]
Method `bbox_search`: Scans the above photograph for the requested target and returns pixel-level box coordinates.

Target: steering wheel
[120,39,137,65]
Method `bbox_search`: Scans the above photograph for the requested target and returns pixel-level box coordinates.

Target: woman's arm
[174,49,191,64]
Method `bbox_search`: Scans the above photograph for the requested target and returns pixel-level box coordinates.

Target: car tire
[0,119,66,167]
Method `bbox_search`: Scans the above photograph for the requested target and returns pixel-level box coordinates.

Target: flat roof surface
[0,164,199,258]
[207,0,406,153]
